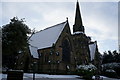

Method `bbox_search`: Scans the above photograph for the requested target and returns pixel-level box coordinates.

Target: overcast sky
[0,0,119,54]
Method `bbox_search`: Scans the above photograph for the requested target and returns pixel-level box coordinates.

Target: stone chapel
[16,1,100,74]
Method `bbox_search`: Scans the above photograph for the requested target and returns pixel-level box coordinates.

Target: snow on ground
[24,73,79,78]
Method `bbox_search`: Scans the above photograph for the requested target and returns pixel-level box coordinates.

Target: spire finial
[66,17,68,21]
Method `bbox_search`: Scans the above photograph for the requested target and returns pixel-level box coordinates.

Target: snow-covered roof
[29,45,39,58]
[73,31,84,35]
[29,21,67,58]
[89,42,96,61]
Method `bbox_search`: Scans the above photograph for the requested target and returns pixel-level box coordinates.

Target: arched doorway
[62,38,71,63]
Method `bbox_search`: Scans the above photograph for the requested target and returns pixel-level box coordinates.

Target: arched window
[62,38,71,63]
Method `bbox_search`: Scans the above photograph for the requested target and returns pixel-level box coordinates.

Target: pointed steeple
[73,1,84,33]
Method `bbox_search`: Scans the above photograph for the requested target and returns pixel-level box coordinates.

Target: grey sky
[1,1,119,53]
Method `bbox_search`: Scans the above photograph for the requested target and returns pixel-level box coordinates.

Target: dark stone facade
[37,22,76,74]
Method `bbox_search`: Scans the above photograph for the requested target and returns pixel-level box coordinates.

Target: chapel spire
[73,1,84,33]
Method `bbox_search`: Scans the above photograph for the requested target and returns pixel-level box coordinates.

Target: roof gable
[29,21,67,50]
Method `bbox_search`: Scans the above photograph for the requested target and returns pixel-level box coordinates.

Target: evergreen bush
[77,64,97,80]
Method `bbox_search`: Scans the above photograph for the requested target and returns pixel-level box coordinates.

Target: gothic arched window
[62,39,71,63]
